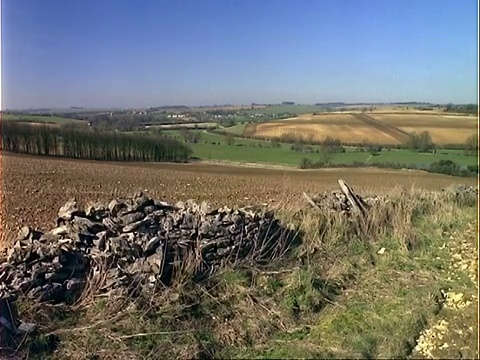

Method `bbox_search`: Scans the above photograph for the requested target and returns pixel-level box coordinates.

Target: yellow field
[244,113,478,145]
[245,114,400,144]
[370,114,477,145]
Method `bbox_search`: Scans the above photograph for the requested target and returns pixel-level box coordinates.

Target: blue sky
[1,0,478,109]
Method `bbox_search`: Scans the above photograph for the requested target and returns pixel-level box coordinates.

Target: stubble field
[370,113,477,145]
[244,112,477,145]
[1,152,475,238]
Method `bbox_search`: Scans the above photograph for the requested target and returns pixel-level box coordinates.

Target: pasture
[161,129,477,168]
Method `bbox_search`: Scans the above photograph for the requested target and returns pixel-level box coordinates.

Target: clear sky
[1,0,478,109]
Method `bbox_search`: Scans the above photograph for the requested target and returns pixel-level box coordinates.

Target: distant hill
[148,105,189,111]
[315,102,348,107]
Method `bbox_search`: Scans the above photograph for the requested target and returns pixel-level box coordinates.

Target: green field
[223,123,247,135]
[162,130,477,168]
[1,113,85,124]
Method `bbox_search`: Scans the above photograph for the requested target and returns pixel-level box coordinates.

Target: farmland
[1,113,85,125]
[0,105,478,360]
[162,129,477,168]
[370,113,478,145]
[1,152,475,235]
[1,117,477,360]
[243,112,477,146]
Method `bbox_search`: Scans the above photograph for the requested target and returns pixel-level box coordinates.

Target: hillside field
[163,130,477,168]
[243,112,477,146]
[1,113,85,125]
[370,113,477,145]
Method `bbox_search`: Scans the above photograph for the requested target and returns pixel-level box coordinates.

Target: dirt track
[1,153,475,237]
[351,113,411,143]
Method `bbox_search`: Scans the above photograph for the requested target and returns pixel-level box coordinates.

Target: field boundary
[351,113,411,143]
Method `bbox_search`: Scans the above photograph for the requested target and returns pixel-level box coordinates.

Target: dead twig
[259,268,299,275]
[117,330,191,340]
[45,309,129,336]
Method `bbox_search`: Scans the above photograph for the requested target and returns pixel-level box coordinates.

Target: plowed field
[1,153,475,239]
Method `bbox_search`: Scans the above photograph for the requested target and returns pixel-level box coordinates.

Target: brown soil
[1,153,475,238]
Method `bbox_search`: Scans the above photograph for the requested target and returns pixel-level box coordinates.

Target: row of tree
[404,131,478,156]
[1,121,192,162]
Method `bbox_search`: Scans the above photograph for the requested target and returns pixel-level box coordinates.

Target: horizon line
[3,101,478,112]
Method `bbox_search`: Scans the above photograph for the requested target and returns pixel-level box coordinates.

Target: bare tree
[319,147,334,165]
[225,133,235,145]
[464,134,478,156]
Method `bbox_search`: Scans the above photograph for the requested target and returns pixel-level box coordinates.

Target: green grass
[160,129,477,168]
[223,123,246,135]
[310,205,477,359]
[2,113,85,124]
[190,142,371,165]
[221,193,478,359]
[369,149,477,166]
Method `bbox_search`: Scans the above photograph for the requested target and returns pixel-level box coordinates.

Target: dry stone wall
[0,192,296,304]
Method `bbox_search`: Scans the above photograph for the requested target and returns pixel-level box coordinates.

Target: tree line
[444,104,477,115]
[404,131,477,156]
[1,121,192,162]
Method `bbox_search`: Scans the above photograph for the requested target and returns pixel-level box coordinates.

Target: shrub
[271,140,281,148]
[467,164,478,174]
[299,158,325,169]
[300,158,313,169]
[405,131,435,152]
[429,160,461,176]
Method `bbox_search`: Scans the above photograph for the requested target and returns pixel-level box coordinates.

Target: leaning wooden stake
[337,179,368,218]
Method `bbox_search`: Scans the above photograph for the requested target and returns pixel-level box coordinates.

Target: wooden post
[302,192,321,212]
[337,179,367,218]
